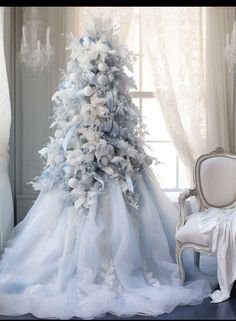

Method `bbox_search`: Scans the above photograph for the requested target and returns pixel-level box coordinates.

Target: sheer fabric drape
[142,7,207,183]
[206,7,236,153]
[0,7,13,251]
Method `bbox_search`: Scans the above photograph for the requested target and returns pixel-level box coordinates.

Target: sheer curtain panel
[142,7,207,184]
[206,7,236,153]
[0,7,13,251]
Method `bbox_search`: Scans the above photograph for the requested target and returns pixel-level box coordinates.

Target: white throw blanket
[198,207,236,303]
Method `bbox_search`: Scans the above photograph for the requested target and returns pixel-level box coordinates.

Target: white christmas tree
[33,17,154,213]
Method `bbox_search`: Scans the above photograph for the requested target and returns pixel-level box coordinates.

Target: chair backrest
[194,147,236,209]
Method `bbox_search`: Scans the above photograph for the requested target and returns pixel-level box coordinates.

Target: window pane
[142,99,170,141]
[145,142,177,189]
[142,55,155,92]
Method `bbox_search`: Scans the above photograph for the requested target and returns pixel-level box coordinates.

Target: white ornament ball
[83,86,93,97]
[81,174,93,186]
[54,129,64,139]
[71,114,80,123]
[145,155,153,166]
[98,62,108,72]
[79,134,87,143]
[69,72,79,82]
[68,177,80,189]
[97,75,108,86]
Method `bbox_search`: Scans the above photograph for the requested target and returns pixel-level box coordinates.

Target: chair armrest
[177,188,197,229]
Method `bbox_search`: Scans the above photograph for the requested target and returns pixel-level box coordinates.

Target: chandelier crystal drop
[18,7,54,76]
[224,21,236,72]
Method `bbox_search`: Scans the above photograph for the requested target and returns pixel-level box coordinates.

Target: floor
[0,287,236,320]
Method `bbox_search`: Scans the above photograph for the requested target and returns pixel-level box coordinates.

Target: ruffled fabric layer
[0,169,211,319]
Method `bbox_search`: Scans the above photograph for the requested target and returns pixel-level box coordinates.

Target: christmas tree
[33,17,153,212]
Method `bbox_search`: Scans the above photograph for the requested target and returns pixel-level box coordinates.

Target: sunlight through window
[127,8,188,191]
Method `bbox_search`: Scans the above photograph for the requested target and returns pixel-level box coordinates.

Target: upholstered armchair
[175,147,236,285]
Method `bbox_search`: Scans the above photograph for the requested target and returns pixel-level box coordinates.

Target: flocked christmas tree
[33,17,153,213]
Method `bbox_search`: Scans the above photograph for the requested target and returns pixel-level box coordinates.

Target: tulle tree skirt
[0,169,211,319]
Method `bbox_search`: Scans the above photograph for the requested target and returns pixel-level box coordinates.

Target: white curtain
[206,7,236,153]
[142,7,207,183]
[0,7,13,251]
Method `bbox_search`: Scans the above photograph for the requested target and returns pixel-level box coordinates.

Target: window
[127,8,188,191]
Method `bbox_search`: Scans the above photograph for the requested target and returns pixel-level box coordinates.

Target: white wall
[10,7,71,223]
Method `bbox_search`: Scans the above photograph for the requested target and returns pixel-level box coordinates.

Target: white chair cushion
[198,156,236,207]
[175,213,209,246]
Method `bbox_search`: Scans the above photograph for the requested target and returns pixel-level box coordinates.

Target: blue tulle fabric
[0,169,212,319]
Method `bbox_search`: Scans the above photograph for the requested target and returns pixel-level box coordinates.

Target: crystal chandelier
[18,7,54,76]
[224,21,236,72]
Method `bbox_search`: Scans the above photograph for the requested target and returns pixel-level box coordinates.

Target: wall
[10,7,75,223]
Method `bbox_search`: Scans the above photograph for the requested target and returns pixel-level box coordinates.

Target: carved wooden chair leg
[193,251,200,268]
[176,241,185,285]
